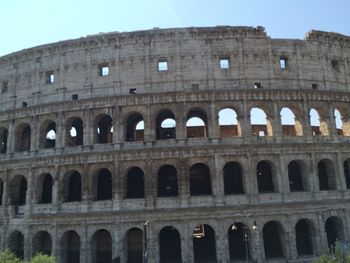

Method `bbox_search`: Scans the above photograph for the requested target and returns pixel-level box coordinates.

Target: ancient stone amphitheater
[0,25,350,263]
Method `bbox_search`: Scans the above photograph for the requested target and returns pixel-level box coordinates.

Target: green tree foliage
[28,253,56,263]
[0,250,21,263]
[0,251,56,263]
[315,247,350,263]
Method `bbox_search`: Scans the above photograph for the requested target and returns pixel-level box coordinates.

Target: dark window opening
[228,223,250,260]
[0,128,8,154]
[22,101,27,107]
[66,117,83,146]
[193,224,217,263]
[280,57,288,69]
[127,228,143,263]
[157,165,178,197]
[186,109,208,138]
[72,94,78,100]
[189,163,212,196]
[129,88,137,94]
[280,107,297,136]
[156,110,176,140]
[96,169,112,201]
[40,121,56,149]
[331,60,340,72]
[46,71,55,84]
[32,231,52,256]
[67,172,82,202]
[0,180,3,206]
[254,82,262,89]
[159,226,182,263]
[158,60,168,71]
[219,58,230,69]
[318,160,336,191]
[263,221,284,259]
[257,161,275,193]
[40,174,53,204]
[191,83,199,90]
[96,115,113,144]
[219,108,239,138]
[325,217,344,252]
[296,220,313,256]
[8,231,24,259]
[312,83,318,90]
[2,81,8,93]
[126,167,145,198]
[250,107,269,136]
[16,124,31,151]
[99,64,109,76]
[11,176,27,206]
[288,161,304,192]
[344,160,350,189]
[61,231,80,263]
[223,162,244,195]
[92,230,112,263]
[126,113,144,142]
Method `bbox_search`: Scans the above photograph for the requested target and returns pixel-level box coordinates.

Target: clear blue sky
[0,0,350,57]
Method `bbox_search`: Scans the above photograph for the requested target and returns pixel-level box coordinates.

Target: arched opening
[64,171,82,202]
[157,165,178,197]
[257,161,275,193]
[127,228,143,263]
[0,179,3,206]
[334,109,343,135]
[318,159,336,191]
[288,161,306,192]
[192,224,217,263]
[310,108,329,136]
[228,223,250,261]
[223,162,244,195]
[10,175,27,205]
[15,123,31,151]
[189,163,212,196]
[186,108,208,138]
[126,113,144,142]
[250,107,271,136]
[8,231,24,259]
[295,219,314,256]
[39,120,56,149]
[325,216,344,251]
[40,174,53,204]
[0,127,8,153]
[32,231,52,256]
[343,159,350,189]
[95,169,112,201]
[126,167,145,198]
[218,108,240,137]
[263,221,285,259]
[91,229,112,263]
[66,117,83,146]
[95,115,113,144]
[159,226,182,263]
[156,110,176,140]
[280,107,301,136]
[61,231,80,263]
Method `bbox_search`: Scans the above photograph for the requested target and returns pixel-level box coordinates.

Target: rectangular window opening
[219,58,230,69]
[280,57,287,69]
[22,101,27,107]
[191,84,199,90]
[129,88,137,94]
[158,61,168,72]
[254,83,262,89]
[258,131,265,137]
[72,94,78,100]
[331,60,340,72]
[99,64,109,76]
[312,83,318,90]
[46,72,55,84]
[1,81,8,93]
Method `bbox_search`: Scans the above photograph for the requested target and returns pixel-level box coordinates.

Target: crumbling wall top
[305,30,350,46]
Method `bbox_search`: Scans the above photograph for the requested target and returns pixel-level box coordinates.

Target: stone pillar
[144,106,154,142]
[317,213,329,253]
[52,167,60,212]
[84,109,93,146]
[216,222,230,262]
[213,155,224,205]
[56,111,64,149]
[176,103,186,140]
[302,100,313,142]
[278,155,289,193]
[113,106,121,144]
[271,101,282,141]
[245,155,258,195]
[285,229,297,260]
[145,160,155,210]
[81,228,90,263]
[208,102,219,139]
[250,225,264,263]
[31,116,38,152]
[8,120,15,153]
[113,227,122,263]
[147,224,158,263]
[24,229,32,260]
[26,170,33,214]
[113,163,121,210]
[52,224,59,262]
[178,159,189,208]
[336,152,347,191]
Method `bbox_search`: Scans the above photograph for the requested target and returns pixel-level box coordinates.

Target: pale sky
[0,0,349,57]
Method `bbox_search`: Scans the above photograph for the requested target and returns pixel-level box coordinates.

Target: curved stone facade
[1,26,350,262]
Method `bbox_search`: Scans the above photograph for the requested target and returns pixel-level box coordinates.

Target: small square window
[254,83,262,89]
[219,58,230,69]
[22,101,27,107]
[312,83,318,90]
[1,81,8,93]
[331,60,340,72]
[158,61,168,71]
[72,94,78,100]
[280,57,287,69]
[191,84,199,90]
[129,88,137,94]
[99,65,109,76]
[258,131,265,137]
[46,72,55,84]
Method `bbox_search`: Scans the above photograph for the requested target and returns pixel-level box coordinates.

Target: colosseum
[0,25,350,263]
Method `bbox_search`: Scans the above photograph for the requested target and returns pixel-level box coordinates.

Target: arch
[334,109,343,135]
[39,173,53,204]
[192,224,217,263]
[189,163,212,196]
[66,117,83,146]
[39,120,56,149]
[126,227,143,263]
[223,162,244,195]
[318,159,337,190]
[156,109,176,140]
[95,168,112,200]
[218,108,240,137]
[325,216,344,251]
[280,107,302,136]
[8,230,24,259]
[310,108,329,136]
[15,123,31,151]
[126,167,145,198]
[157,165,178,197]
[288,160,307,192]
[61,230,80,263]
[250,107,272,136]
[263,221,285,259]
[63,171,82,202]
[126,112,144,142]
[186,108,208,138]
[228,222,250,261]
[256,161,275,193]
[343,159,350,189]
[95,114,113,144]
[91,229,112,263]
[10,175,27,205]
[32,231,52,256]
[295,219,314,256]
[0,127,8,153]
[0,178,3,206]
[159,226,182,263]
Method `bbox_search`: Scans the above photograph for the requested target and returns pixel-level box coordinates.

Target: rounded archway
[156,109,176,140]
[126,167,145,199]
[192,224,217,263]
[159,226,182,263]
[325,216,344,251]
[61,230,80,263]
[32,231,52,255]
[157,165,178,197]
[223,162,244,195]
[189,163,212,196]
[263,221,285,259]
[8,230,24,259]
[91,229,112,263]
[228,222,250,261]
[295,219,314,256]
[126,228,143,263]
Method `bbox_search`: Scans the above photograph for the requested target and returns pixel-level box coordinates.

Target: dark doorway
[325,216,344,252]
[32,231,52,255]
[8,231,24,259]
[40,121,56,149]
[96,115,113,144]
[344,160,350,189]
[223,162,244,195]
[0,179,3,206]
[263,221,284,259]
[67,171,82,202]
[318,160,336,190]
[0,128,8,153]
[41,174,53,204]
[16,124,31,151]
[295,219,313,256]
[288,161,304,192]
[186,109,208,138]
[127,228,143,263]
[228,223,249,261]
[92,230,112,263]
[192,224,217,263]
[96,169,112,200]
[189,163,212,196]
[126,113,144,142]
[257,161,275,193]
[159,226,182,263]
[156,110,176,140]
[157,165,178,197]
[66,117,83,146]
[126,167,145,198]
[62,231,80,263]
